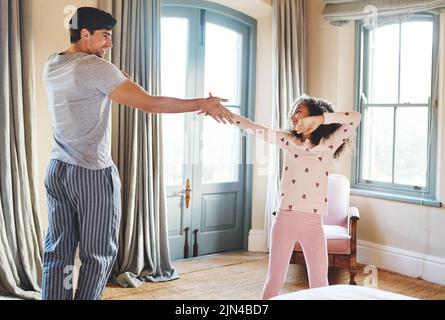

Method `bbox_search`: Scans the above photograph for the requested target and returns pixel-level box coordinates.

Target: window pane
[394,108,428,187]
[362,107,394,183]
[204,23,243,105]
[162,114,185,186]
[202,108,241,183]
[400,21,433,104]
[161,17,188,186]
[368,24,399,104]
[161,18,189,98]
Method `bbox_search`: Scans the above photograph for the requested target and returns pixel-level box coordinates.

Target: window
[353,15,440,207]
[161,3,255,185]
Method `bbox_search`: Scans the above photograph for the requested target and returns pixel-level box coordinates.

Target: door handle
[183,227,190,259]
[177,179,192,209]
[193,229,199,258]
[184,179,192,209]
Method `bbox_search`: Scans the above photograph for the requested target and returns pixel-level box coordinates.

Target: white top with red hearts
[232,112,361,216]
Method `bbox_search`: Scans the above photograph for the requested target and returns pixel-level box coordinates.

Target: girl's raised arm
[321,112,361,150]
[231,113,304,153]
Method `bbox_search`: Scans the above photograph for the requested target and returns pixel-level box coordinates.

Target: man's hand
[294,115,325,134]
[198,93,234,124]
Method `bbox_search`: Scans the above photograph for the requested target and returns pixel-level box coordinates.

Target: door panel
[201,193,237,231]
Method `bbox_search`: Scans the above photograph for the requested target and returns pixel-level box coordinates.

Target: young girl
[229,95,361,299]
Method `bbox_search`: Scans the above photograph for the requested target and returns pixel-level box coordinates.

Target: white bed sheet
[271,285,417,300]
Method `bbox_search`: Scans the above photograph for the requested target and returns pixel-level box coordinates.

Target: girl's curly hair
[289,95,346,159]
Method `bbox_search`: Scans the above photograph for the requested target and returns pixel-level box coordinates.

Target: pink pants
[262,210,329,300]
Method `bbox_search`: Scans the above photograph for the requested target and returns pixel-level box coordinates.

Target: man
[42,7,233,300]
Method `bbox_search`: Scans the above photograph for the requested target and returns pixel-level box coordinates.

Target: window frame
[352,14,441,207]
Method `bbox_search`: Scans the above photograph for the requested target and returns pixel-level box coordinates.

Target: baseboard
[248,229,268,252]
[358,240,445,286]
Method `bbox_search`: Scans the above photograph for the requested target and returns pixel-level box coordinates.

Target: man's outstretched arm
[110,79,233,124]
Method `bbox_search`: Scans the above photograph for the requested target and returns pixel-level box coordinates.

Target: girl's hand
[197,92,233,124]
[294,115,324,134]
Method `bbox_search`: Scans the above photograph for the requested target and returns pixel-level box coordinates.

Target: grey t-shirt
[43,52,127,170]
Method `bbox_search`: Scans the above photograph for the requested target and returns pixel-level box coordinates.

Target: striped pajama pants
[42,159,121,300]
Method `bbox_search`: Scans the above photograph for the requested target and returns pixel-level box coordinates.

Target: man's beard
[95,48,106,58]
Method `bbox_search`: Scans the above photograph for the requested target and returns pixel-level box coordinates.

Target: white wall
[306,0,445,285]
[250,14,273,231]
[207,0,272,19]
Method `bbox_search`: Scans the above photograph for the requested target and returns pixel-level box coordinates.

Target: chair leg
[349,255,357,285]
[349,268,357,285]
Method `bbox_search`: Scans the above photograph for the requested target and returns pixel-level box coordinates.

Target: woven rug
[102,251,445,300]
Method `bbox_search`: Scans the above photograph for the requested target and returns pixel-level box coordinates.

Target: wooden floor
[102,251,445,300]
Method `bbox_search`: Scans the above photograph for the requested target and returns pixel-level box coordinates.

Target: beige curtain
[98,0,178,288]
[323,0,445,25]
[265,0,307,248]
[0,0,43,300]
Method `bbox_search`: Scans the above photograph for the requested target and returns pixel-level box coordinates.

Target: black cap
[69,7,117,31]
